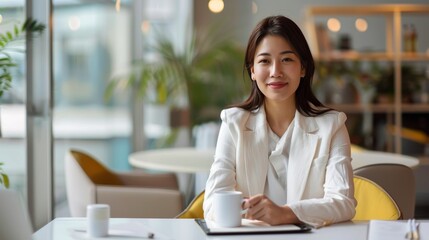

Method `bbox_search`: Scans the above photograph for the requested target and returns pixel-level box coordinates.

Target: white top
[264,119,294,206]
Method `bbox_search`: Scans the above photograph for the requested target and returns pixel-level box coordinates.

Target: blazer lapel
[287,111,319,203]
[241,107,269,196]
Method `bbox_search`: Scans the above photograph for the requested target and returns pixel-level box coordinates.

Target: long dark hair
[232,15,330,116]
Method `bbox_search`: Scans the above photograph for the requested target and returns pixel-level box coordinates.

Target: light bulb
[327,18,341,32]
[208,0,224,14]
[68,16,81,31]
[141,20,151,34]
[355,18,368,32]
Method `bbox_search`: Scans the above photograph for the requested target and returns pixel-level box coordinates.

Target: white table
[33,218,372,240]
[129,147,215,173]
[129,147,215,205]
[129,147,420,172]
[128,147,419,206]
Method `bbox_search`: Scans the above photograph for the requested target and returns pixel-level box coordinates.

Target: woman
[203,15,356,228]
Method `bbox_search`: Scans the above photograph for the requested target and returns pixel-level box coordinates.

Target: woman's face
[251,35,305,105]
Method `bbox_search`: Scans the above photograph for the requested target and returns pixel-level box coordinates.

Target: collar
[245,105,319,134]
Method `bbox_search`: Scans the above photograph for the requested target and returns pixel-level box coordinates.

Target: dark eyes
[257,57,293,64]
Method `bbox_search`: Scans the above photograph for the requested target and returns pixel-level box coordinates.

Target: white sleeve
[289,117,356,228]
[203,110,238,220]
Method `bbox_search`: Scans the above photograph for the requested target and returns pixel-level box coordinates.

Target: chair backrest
[65,149,122,217]
[69,150,123,185]
[354,163,415,219]
[353,175,400,221]
[176,190,205,219]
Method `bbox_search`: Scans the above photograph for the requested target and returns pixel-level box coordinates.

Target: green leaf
[1,173,10,188]
[104,78,119,101]
[0,18,45,99]
[22,18,45,34]
[7,32,13,41]
[1,35,9,43]
[14,25,20,36]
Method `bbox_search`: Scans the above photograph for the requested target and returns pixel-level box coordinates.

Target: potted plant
[105,26,248,141]
[0,17,45,188]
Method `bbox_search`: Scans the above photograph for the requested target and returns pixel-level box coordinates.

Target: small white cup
[213,191,247,227]
[87,204,110,237]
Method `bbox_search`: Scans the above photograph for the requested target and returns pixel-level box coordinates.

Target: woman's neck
[264,100,296,137]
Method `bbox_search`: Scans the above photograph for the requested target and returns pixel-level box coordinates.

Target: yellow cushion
[353,176,400,220]
[177,191,205,218]
[177,177,401,220]
[71,150,123,186]
[351,144,366,153]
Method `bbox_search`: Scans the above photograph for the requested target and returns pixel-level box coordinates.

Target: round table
[129,147,215,206]
[129,147,215,173]
[351,150,420,169]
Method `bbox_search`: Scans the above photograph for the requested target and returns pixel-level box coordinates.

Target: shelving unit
[305,4,429,154]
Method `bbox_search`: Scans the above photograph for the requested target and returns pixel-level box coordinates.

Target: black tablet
[195,219,312,235]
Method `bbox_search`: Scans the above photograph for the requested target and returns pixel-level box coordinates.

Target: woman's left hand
[243,194,299,225]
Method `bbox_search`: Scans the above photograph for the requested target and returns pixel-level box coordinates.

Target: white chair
[65,149,183,218]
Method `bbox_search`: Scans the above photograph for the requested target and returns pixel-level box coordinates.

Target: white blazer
[203,106,356,228]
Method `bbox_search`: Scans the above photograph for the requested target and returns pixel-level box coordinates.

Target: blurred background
[0,0,428,227]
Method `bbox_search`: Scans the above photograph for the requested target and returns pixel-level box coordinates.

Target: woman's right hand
[243,194,300,226]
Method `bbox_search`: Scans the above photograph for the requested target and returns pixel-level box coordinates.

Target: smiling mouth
[267,82,287,88]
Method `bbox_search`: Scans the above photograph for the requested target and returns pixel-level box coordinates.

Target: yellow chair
[353,175,400,221]
[351,144,366,153]
[176,190,205,219]
[354,164,415,219]
[177,176,401,221]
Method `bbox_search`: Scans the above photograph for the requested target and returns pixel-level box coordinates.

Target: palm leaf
[0,18,45,99]
[0,173,10,188]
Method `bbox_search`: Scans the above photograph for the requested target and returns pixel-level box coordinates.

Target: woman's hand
[242,194,300,225]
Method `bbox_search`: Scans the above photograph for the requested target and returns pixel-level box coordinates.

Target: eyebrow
[256,50,296,57]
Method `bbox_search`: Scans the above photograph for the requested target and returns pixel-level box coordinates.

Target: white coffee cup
[213,191,247,227]
[87,204,110,237]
